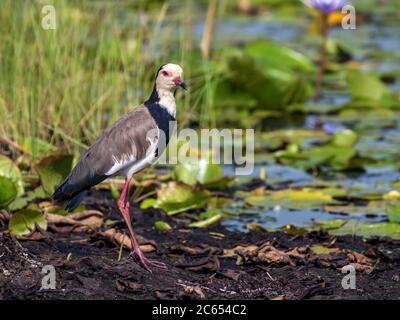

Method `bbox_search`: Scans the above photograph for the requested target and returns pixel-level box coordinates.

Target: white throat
[157,87,176,118]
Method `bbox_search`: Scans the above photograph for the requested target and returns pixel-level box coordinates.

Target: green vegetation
[1,0,400,240]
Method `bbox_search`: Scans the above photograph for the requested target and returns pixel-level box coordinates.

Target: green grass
[0,0,220,156]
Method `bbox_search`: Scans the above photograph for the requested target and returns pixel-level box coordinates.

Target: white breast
[157,88,176,118]
[105,129,161,178]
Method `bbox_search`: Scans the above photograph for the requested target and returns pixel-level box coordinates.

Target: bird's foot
[129,248,167,272]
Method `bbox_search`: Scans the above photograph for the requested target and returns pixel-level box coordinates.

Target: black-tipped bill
[174,77,188,90]
[179,81,188,90]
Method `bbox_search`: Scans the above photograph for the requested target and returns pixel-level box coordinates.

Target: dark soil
[1,190,400,300]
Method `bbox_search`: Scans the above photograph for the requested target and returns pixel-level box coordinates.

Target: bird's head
[155,63,187,92]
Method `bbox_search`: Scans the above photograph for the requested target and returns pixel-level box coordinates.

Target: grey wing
[53,105,158,201]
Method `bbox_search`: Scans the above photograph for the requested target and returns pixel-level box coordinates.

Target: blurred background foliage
[0,0,400,238]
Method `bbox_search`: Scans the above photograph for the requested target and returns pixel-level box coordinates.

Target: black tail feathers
[64,190,87,212]
[52,181,86,212]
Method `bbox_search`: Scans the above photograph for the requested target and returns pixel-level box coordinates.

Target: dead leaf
[346,251,376,274]
[234,242,295,266]
[45,210,103,232]
[101,228,156,253]
[0,210,10,222]
[115,279,143,292]
[347,262,374,274]
[175,256,220,273]
[154,290,173,299]
[220,269,242,281]
[180,285,206,298]
[169,243,222,256]
[347,251,374,266]
[16,230,47,241]
[222,248,237,258]
[286,246,310,258]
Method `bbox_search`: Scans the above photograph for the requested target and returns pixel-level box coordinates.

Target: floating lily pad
[260,129,328,150]
[314,220,400,239]
[174,157,223,185]
[35,154,74,195]
[154,220,172,231]
[27,186,47,200]
[311,245,338,255]
[0,176,18,209]
[278,145,356,170]
[223,52,311,110]
[0,155,24,195]
[331,129,358,147]
[7,197,29,211]
[8,186,48,212]
[347,70,390,103]
[324,203,386,217]
[199,209,222,219]
[154,182,208,215]
[9,209,47,236]
[140,198,156,209]
[386,202,400,223]
[189,213,224,228]
[312,219,348,231]
[246,189,336,210]
[245,40,315,73]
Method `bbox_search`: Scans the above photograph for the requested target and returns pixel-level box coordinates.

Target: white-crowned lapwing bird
[53,63,186,271]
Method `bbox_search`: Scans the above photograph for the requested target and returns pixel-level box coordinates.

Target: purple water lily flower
[322,122,347,134]
[302,0,347,13]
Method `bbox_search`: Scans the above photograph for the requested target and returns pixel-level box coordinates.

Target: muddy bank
[0,191,400,300]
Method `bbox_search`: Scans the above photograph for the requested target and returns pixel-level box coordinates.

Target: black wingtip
[64,191,87,212]
[52,180,86,213]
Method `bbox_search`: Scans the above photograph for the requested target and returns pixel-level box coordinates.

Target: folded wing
[53,105,157,211]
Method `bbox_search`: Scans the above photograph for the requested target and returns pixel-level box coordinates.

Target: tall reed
[0,0,221,157]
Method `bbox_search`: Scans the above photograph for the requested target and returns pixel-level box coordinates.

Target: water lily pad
[9,209,47,236]
[311,245,338,255]
[189,213,224,228]
[200,209,222,219]
[331,129,358,147]
[27,186,47,199]
[347,71,390,102]
[245,40,315,73]
[260,129,328,150]
[174,157,223,186]
[154,182,208,215]
[140,198,156,209]
[324,203,386,217]
[0,176,18,209]
[35,154,74,195]
[8,197,29,211]
[225,53,310,110]
[386,202,400,223]
[278,145,356,170]
[8,186,48,211]
[314,220,400,239]
[154,220,172,231]
[0,155,24,195]
[313,219,348,231]
[246,189,336,210]
[23,137,56,158]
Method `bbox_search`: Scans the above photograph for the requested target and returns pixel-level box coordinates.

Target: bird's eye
[162,70,169,77]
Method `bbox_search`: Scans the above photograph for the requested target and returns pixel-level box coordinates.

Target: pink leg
[117,178,167,272]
